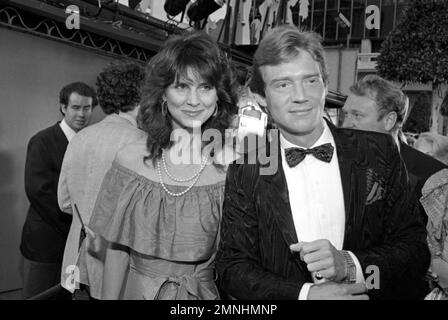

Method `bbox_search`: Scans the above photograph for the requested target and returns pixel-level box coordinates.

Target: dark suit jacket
[400,142,447,201]
[216,122,430,300]
[399,143,446,227]
[20,123,72,263]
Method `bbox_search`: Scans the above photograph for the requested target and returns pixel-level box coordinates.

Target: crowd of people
[20,25,448,300]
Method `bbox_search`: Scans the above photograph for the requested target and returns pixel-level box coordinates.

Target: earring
[212,105,218,117]
[212,101,218,118]
[161,100,167,116]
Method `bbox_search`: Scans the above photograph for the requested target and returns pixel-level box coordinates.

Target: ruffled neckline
[112,159,226,192]
[88,159,225,262]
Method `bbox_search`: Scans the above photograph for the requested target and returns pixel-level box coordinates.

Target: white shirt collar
[280,120,334,150]
[59,119,77,142]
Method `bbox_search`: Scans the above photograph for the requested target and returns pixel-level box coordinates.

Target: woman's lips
[182,110,204,117]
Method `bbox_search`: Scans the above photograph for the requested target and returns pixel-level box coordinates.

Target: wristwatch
[341,250,357,283]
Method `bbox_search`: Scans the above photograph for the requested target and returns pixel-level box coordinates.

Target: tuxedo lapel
[328,122,366,250]
[259,146,309,273]
[259,148,298,245]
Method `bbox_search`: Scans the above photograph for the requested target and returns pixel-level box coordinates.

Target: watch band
[341,250,357,283]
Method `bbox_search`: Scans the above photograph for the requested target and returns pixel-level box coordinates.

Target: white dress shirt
[280,121,364,299]
[60,118,77,142]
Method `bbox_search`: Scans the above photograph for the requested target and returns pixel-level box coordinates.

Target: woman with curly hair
[77,31,239,300]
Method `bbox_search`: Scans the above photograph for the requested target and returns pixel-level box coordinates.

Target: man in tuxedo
[20,82,97,299]
[215,26,430,300]
[342,75,447,224]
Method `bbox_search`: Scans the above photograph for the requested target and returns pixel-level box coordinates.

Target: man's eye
[275,82,290,89]
[306,78,320,85]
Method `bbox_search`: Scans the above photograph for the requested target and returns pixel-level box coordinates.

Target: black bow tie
[284,143,334,167]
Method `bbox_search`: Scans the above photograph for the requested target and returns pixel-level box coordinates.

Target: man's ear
[60,104,67,116]
[383,111,397,132]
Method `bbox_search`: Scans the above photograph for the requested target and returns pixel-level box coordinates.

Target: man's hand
[290,240,347,282]
[307,282,369,300]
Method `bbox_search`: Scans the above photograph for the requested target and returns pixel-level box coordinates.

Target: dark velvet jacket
[20,123,72,263]
[216,122,430,300]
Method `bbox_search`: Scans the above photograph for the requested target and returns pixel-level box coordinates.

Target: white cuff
[298,282,314,300]
[347,251,365,284]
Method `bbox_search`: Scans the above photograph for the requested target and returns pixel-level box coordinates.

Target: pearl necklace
[157,152,209,197]
[161,151,208,182]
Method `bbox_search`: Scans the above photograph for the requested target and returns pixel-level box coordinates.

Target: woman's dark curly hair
[139,31,238,165]
[96,60,145,114]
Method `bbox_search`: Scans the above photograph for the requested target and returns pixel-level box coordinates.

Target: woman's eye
[200,84,213,91]
[174,83,188,89]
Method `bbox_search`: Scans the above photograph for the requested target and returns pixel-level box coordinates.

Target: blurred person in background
[20,82,97,299]
[420,168,448,300]
[415,132,448,166]
[342,75,447,224]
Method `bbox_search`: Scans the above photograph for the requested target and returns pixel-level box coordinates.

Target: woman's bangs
[172,55,219,86]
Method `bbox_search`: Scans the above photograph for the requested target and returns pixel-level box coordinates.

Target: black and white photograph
[0,0,447,309]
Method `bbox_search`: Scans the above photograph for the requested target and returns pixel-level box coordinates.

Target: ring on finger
[314,272,323,280]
